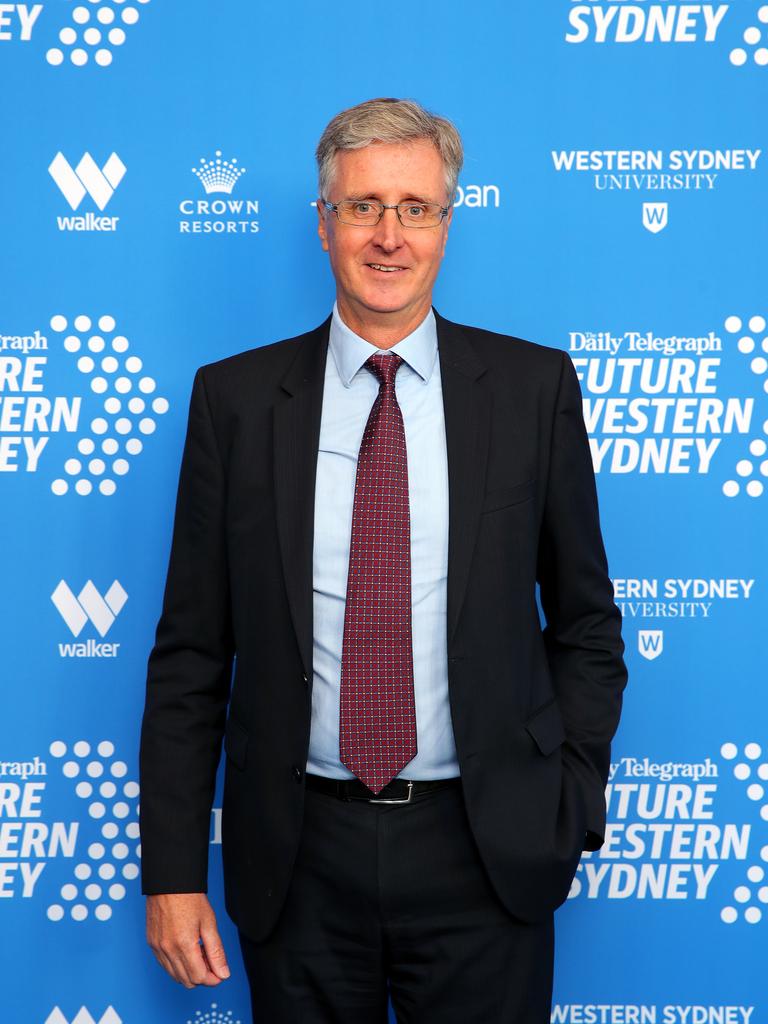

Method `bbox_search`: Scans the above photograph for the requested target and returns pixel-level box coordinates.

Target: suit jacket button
[292,766,303,782]
[302,673,308,685]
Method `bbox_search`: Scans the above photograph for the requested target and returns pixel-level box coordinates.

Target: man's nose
[371,206,404,250]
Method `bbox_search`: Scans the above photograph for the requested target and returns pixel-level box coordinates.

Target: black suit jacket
[139,311,628,942]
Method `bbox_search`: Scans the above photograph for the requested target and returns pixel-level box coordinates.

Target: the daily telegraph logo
[569,313,768,497]
[551,148,761,231]
[0,740,140,923]
[569,741,768,925]
[45,1009,121,1024]
[179,150,260,235]
[564,1,768,68]
[52,579,128,658]
[0,313,169,495]
[49,152,126,232]
[0,2,151,68]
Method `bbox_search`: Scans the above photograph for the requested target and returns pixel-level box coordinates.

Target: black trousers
[238,778,554,1024]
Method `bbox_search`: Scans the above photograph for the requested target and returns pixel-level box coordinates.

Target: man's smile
[366,263,408,273]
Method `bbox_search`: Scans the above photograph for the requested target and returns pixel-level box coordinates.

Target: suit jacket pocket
[224,715,249,771]
[524,698,566,756]
[481,478,537,514]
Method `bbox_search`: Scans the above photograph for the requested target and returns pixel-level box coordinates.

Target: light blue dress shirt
[307,303,460,780]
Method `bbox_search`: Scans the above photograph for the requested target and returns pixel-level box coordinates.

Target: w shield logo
[638,629,664,661]
[642,202,668,234]
[49,153,126,232]
[52,580,127,657]
[45,1009,121,1024]
[48,153,126,211]
[52,580,128,638]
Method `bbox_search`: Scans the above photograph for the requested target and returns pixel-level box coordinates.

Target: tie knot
[365,352,403,388]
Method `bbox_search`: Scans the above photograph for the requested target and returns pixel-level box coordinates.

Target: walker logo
[638,629,664,659]
[569,740,768,924]
[642,201,668,232]
[179,150,260,235]
[52,580,127,658]
[45,1009,121,1024]
[49,152,126,232]
[0,739,141,923]
[0,312,169,495]
[563,2,768,67]
[568,312,768,496]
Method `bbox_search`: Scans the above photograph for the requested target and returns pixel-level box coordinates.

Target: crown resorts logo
[0,313,168,494]
[0,739,140,922]
[568,740,768,925]
[568,312,768,497]
[45,1009,121,1024]
[187,1006,243,1024]
[49,152,126,232]
[51,579,128,658]
[564,1,768,66]
[193,153,247,195]
[179,151,260,234]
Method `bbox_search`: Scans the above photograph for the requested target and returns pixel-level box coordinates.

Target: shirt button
[292,766,303,783]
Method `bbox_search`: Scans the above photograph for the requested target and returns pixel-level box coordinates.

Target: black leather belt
[305,772,460,805]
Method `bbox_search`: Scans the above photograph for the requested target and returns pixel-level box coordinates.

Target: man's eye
[405,205,426,217]
[353,202,372,214]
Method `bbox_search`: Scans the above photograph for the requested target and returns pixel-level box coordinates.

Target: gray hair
[316,97,464,205]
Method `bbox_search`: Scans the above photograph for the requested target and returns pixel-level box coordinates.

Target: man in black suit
[140,97,627,1022]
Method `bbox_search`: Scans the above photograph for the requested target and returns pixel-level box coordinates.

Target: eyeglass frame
[319,198,452,228]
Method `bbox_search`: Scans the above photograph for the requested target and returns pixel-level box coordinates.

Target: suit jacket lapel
[434,310,490,648]
[273,317,331,679]
[272,310,490,679]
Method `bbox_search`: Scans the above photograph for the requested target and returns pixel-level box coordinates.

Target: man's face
[317,140,453,326]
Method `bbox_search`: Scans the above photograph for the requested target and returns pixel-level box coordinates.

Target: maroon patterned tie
[339,352,417,794]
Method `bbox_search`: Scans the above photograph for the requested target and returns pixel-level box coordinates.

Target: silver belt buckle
[368,780,413,805]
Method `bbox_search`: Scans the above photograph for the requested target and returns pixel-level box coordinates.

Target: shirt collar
[329,301,438,388]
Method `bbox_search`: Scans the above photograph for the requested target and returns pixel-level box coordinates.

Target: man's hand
[146,893,231,989]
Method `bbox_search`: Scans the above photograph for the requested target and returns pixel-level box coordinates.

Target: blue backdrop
[2,2,767,1022]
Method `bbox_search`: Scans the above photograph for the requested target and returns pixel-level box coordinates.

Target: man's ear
[317,202,329,252]
[440,206,454,257]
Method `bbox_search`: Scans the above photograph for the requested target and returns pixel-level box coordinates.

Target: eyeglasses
[320,199,450,228]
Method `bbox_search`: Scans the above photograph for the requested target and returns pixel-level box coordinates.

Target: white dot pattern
[339,354,417,794]
[48,313,168,497]
[722,312,768,499]
[47,738,141,922]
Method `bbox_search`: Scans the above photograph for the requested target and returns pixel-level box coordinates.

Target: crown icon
[189,1005,241,1024]
[191,151,246,195]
